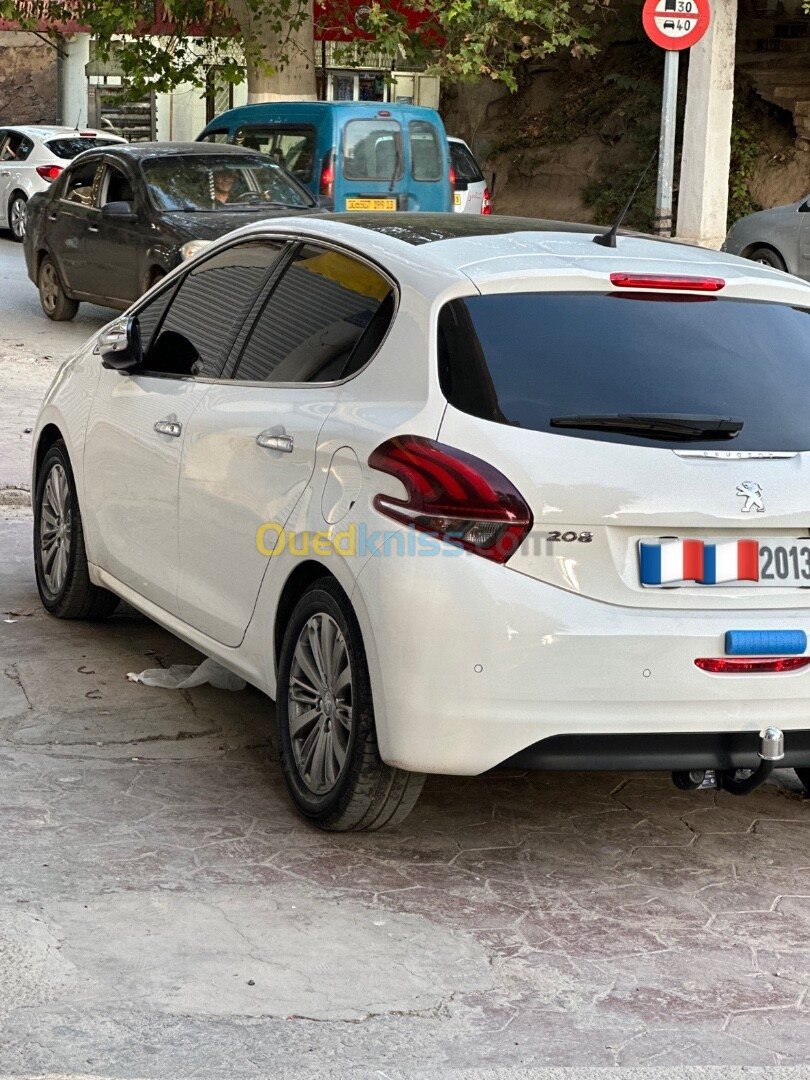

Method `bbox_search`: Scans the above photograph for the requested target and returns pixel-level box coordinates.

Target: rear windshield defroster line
[437,292,810,452]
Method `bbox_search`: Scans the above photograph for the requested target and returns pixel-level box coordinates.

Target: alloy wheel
[287,613,353,795]
[39,463,72,595]
[10,196,26,239]
[40,262,59,315]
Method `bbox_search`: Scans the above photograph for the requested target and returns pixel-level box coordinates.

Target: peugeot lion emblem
[737,481,765,513]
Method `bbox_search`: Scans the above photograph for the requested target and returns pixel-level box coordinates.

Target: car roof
[79,141,280,161]
[214,213,810,303]
[3,125,126,141]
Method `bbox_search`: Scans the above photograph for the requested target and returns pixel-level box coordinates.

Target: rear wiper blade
[549,413,744,440]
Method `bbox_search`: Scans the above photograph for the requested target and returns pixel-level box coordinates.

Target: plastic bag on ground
[126,657,246,691]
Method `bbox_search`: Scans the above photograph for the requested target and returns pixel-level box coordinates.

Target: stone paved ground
[3,238,810,1077]
[3,516,810,1076]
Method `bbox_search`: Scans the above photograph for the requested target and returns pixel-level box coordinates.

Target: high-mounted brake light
[481,186,492,215]
[378,110,391,117]
[368,435,533,563]
[695,656,810,674]
[36,165,63,182]
[80,131,97,137]
[610,273,725,292]
[319,149,334,199]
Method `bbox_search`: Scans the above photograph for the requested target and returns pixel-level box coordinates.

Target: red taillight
[610,273,725,292]
[368,435,533,563]
[449,166,456,189]
[695,656,810,674]
[36,165,63,182]
[481,186,491,215]
[319,149,334,199]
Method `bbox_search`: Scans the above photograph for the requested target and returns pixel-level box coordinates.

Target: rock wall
[0,32,57,125]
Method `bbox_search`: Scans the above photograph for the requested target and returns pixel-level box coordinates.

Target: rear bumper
[500,729,810,772]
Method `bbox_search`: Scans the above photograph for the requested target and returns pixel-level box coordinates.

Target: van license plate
[639,538,810,587]
[453,192,462,206]
[346,197,397,212]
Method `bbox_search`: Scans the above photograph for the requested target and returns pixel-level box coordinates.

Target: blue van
[197,101,453,213]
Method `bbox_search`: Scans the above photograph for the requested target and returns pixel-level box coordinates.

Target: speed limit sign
[642,0,710,51]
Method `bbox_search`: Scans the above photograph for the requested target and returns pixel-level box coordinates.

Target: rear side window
[234,125,317,183]
[199,130,230,144]
[343,120,402,181]
[233,244,394,383]
[62,160,100,206]
[146,242,285,378]
[450,142,484,184]
[438,293,810,452]
[409,120,442,182]
[46,138,119,159]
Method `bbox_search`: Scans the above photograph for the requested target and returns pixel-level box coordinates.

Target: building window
[206,67,235,124]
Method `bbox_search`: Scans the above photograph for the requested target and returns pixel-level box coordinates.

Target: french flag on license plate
[639,539,704,585]
[639,539,760,585]
[702,540,759,584]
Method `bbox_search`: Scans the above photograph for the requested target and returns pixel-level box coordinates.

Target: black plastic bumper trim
[498,730,810,772]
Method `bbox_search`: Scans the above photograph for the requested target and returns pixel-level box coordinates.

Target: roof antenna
[593,149,658,248]
[74,111,81,132]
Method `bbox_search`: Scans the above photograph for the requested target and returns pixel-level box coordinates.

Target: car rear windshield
[46,137,119,159]
[438,293,810,451]
[343,120,403,181]
[141,153,313,211]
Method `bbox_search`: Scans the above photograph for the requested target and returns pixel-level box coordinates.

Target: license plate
[639,538,810,587]
[345,197,397,212]
[453,192,462,206]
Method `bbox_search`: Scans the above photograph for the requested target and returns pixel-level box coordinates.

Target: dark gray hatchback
[24,141,325,320]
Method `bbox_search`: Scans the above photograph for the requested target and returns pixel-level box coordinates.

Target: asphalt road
[2,232,810,1077]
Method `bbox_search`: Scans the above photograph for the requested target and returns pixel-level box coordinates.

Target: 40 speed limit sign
[642,0,711,51]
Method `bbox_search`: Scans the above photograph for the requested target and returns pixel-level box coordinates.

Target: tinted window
[234,125,317,183]
[199,130,230,144]
[63,160,100,206]
[409,121,442,182]
[147,243,285,378]
[450,142,484,184]
[343,120,402,181]
[135,284,176,354]
[233,245,393,383]
[142,153,312,212]
[0,132,33,161]
[46,137,119,159]
[438,293,810,451]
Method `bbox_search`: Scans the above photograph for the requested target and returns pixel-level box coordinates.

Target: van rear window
[438,293,810,451]
[343,120,403,182]
[409,120,442,181]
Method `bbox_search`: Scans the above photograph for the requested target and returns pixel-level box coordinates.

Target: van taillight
[369,435,533,564]
[319,149,334,199]
[449,166,456,189]
[481,186,491,215]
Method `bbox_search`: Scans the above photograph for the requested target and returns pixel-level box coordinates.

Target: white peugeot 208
[31,214,810,829]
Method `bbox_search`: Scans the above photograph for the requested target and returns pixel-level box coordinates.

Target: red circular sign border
[642,0,711,51]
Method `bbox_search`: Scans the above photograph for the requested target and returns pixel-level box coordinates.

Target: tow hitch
[672,727,785,796]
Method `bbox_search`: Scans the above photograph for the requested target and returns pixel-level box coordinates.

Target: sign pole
[654,48,679,237]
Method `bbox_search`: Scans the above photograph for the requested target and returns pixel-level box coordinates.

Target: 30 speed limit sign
[642,0,711,51]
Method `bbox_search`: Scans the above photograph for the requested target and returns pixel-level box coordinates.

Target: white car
[0,125,126,241]
[31,213,810,829]
[448,137,490,215]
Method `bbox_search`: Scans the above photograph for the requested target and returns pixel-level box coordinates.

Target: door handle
[154,419,182,438]
[0,171,9,177]
[88,225,99,233]
[257,432,293,453]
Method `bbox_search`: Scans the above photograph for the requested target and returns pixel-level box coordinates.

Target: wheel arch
[34,423,67,483]
[273,560,341,672]
[740,241,788,267]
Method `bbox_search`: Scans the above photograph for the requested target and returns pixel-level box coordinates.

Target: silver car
[723,197,810,279]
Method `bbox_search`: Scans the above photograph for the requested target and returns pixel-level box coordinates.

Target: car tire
[38,256,79,321]
[8,191,27,242]
[748,246,787,272]
[276,577,426,831]
[33,440,119,620]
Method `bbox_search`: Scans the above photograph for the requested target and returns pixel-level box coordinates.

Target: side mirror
[98,315,142,372]
[101,200,135,219]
